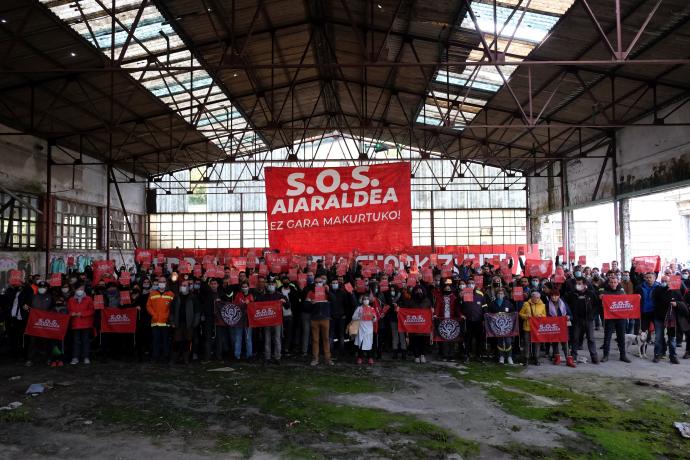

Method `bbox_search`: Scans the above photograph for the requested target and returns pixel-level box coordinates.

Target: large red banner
[100,307,138,334]
[24,309,70,341]
[264,163,412,253]
[397,308,432,334]
[247,300,283,328]
[602,294,641,320]
[529,316,569,343]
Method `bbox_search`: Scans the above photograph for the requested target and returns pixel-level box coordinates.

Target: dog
[624,331,649,358]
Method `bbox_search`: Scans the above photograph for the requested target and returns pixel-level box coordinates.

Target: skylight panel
[461,2,560,44]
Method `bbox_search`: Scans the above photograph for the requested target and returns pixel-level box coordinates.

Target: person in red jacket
[67,284,95,365]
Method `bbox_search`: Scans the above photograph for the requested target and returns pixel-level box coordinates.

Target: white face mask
[241,287,249,294]
[331,283,339,290]
[267,285,276,293]
[75,290,85,298]
[281,288,290,296]
[157,283,166,291]
[38,287,47,294]
[362,299,370,306]
[576,284,585,292]
[61,287,70,294]
[179,286,189,295]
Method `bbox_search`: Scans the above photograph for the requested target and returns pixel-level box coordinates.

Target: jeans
[626,318,640,335]
[72,329,91,361]
[654,319,676,358]
[230,327,252,359]
[496,337,512,358]
[215,325,231,360]
[603,319,626,357]
[151,326,170,361]
[573,318,597,359]
[311,319,331,363]
[264,325,282,360]
[300,312,312,354]
[391,324,407,351]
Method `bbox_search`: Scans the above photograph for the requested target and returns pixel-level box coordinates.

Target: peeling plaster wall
[529,98,690,217]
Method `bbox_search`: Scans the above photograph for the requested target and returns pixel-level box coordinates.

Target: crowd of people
[2,254,688,369]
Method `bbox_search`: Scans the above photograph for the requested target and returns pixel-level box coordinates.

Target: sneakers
[670,355,680,365]
[414,357,421,364]
[498,356,505,364]
[367,358,374,365]
[553,354,562,365]
[70,358,79,365]
[356,357,363,365]
[507,356,514,365]
[24,360,33,367]
[420,355,427,364]
[83,358,91,365]
[326,360,334,366]
[310,360,319,366]
[566,356,576,368]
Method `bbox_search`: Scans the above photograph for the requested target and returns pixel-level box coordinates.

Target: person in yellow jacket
[519,290,546,366]
[146,276,174,363]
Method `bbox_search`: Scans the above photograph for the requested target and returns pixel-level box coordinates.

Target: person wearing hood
[170,280,200,365]
[68,283,95,365]
[398,285,432,364]
[651,275,684,364]
[487,290,516,365]
[519,290,546,365]
[547,291,576,368]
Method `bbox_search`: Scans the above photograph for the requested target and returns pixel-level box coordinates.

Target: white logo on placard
[35,318,60,329]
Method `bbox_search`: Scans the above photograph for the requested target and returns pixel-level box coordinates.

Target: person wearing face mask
[25,281,58,367]
[130,283,150,361]
[546,292,575,367]
[434,280,461,361]
[328,278,354,356]
[231,281,254,361]
[146,277,175,363]
[367,281,389,360]
[352,295,378,364]
[298,271,316,358]
[565,277,600,364]
[385,285,406,360]
[304,277,332,366]
[635,272,660,338]
[398,286,432,364]
[279,277,297,357]
[460,280,487,363]
[169,281,200,365]
[599,276,631,363]
[487,289,516,365]
[68,283,95,365]
[651,275,684,364]
[255,277,289,364]
[519,290,546,365]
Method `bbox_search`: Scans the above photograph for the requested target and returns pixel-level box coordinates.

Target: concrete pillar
[618,198,631,268]
[567,209,576,257]
[529,217,542,245]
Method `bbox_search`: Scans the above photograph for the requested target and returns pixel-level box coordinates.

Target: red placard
[473,275,484,288]
[422,269,433,284]
[135,249,152,264]
[553,274,566,283]
[229,271,239,284]
[297,273,308,289]
[119,271,131,286]
[633,256,660,273]
[314,285,326,301]
[602,294,641,320]
[557,247,565,257]
[247,300,283,328]
[193,264,202,277]
[669,275,682,290]
[232,257,248,271]
[407,273,418,286]
[178,261,191,274]
[529,316,569,343]
[512,286,524,301]
[578,255,587,265]
[524,259,553,278]
[397,308,432,334]
[602,263,611,273]
[380,279,389,292]
[100,307,138,334]
[430,254,439,266]
[288,268,298,281]
[93,260,115,284]
[119,290,131,305]
[154,265,163,276]
[67,256,75,267]
[49,273,62,287]
[24,309,70,340]
[249,274,258,288]
[356,278,367,293]
[94,294,105,310]
[258,263,269,276]
[462,288,474,302]
[344,282,354,293]
[518,246,525,256]
[568,250,575,261]
[264,163,412,253]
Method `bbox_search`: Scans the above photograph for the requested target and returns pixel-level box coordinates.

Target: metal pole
[45,141,52,278]
[106,164,111,260]
[110,168,138,249]
[559,159,569,266]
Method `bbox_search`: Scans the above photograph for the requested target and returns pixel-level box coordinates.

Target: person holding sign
[25,281,61,367]
[487,290,516,365]
[651,275,685,364]
[67,284,95,365]
[254,277,289,365]
[565,277,600,364]
[305,276,332,366]
[352,296,378,365]
[398,286,433,364]
[519,291,546,365]
[635,272,660,338]
[546,291,575,368]
[599,277,631,363]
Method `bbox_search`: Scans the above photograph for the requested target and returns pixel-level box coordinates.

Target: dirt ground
[1,336,689,460]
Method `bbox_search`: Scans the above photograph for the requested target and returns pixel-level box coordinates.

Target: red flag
[602,294,641,320]
[100,307,138,334]
[529,316,569,343]
[24,309,69,340]
[49,273,62,287]
[669,275,682,290]
[525,259,553,278]
[264,163,412,253]
[397,308,432,334]
[247,300,283,328]
[119,290,131,306]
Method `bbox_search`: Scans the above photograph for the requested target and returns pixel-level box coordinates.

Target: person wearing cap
[519,290,546,365]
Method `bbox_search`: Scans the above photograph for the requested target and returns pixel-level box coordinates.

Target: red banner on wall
[24,309,70,340]
[100,307,138,334]
[529,316,569,343]
[264,162,412,253]
[397,308,432,334]
[247,300,283,328]
[602,294,641,320]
